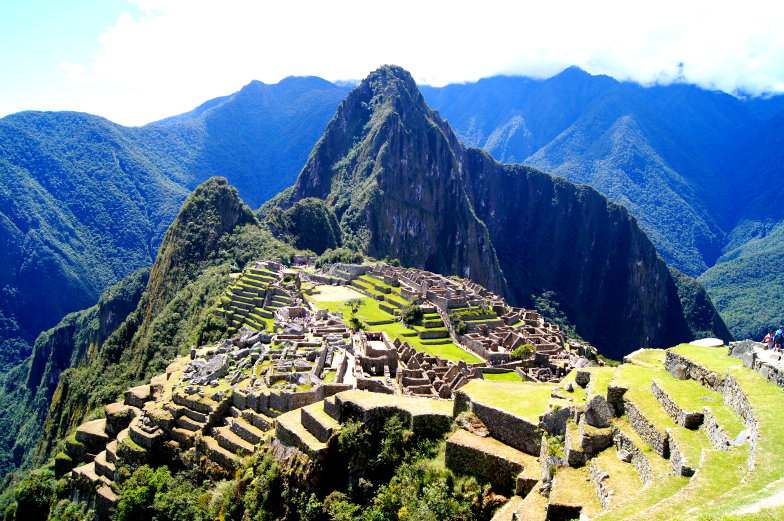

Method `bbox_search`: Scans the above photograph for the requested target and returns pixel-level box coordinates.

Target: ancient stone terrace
[308,262,572,378]
[219,260,295,333]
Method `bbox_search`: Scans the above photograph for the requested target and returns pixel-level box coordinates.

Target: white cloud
[50,0,784,125]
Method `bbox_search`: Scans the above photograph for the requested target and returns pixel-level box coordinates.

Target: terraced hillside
[23,258,782,520]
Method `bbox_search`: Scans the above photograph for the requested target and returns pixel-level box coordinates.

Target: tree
[510,344,535,360]
[400,304,424,327]
[449,312,467,335]
[345,298,365,330]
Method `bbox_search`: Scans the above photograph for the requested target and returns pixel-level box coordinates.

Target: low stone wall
[589,459,613,509]
[445,434,524,492]
[624,400,669,458]
[701,406,732,450]
[667,431,695,476]
[612,427,656,485]
[651,380,703,429]
[665,351,725,392]
[458,395,540,455]
[724,375,758,469]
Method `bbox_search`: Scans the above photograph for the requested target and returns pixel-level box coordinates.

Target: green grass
[306,289,481,363]
[459,380,553,422]
[482,371,522,382]
[668,344,784,516]
[549,466,602,518]
[586,366,617,397]
[626,348,668,369]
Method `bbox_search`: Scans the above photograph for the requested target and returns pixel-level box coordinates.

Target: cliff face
[271,65,728,358]
[462,148,696,355]
[275,66,506,294]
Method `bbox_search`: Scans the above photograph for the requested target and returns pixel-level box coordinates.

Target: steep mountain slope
[424,68,755,276]
[267,65,729,357]
[422,70,784,340]
[0,177,297,476]
[0,78,347,371]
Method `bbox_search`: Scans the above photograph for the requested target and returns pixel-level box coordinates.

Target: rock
[202,354,229,382]
[672,363,689,380]
[574,357,591,369]
[728,340,763,359]
[743,351,756,370]
[565,382,575,392]
[732,429,751,447]
[690,338,724,347]
[232,348,250,360]
[584,395,612,428]
[617,449,632,463]
[210,380,219,387]
[456,413,490,437]
[575,370,591,388]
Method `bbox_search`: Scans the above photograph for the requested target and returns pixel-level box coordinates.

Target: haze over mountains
[0,63,779,377]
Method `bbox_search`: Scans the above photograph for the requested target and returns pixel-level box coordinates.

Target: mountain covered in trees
[0,78,349,371]
[266,65,729,358]
[419,68,784,339]
[0,63,780,378]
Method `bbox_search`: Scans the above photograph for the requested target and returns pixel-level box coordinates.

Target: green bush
[400,305,424,327]
[510,344,535,360]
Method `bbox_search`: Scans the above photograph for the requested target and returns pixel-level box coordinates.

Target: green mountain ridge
[0,79,349,372]
[266,65,729,358]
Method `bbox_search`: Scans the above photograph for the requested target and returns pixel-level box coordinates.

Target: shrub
[400,304,424,327]
[510,344,535,360]
[449,313,467,335]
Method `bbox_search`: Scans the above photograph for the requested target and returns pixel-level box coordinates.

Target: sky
[2,0,784,126]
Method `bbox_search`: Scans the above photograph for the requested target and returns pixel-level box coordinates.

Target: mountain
[420,69,784,339]
[266,65,729,358]
[0,177,297,476]
[0,78,348,372]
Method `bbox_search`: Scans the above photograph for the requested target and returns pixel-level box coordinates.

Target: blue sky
[2,0,783,126]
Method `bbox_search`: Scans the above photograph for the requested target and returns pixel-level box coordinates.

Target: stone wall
[665,351,725,392]
[650,380,703,429]
[460,397,541,455]
[667,431,695,476]
[444,435,524,492]
[701,406,731,450]
[613,427,655,485]
[623,400,669,458]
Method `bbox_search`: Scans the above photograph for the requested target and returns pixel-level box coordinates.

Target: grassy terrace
[482,371,523,382]
[459,380,553,422]
[306,285,482,363]
[337,389,454,417]
[550,466,602,518]
[668,344,784,516]
[612,362,710,466]
[586,366,616,397]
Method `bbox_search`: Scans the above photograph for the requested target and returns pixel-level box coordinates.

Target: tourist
[775,327,784,352]
[764,330,775,350]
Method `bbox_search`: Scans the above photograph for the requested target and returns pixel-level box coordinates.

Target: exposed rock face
[270,65,727,358]
[272,66,506,294]
[584,395,613,429]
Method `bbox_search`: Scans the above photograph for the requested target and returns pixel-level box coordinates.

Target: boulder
[575,370,591,388]
[584,395,612,428]
[671,363,689,380]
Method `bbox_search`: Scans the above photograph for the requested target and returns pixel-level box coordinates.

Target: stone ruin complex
[62,260,784,521]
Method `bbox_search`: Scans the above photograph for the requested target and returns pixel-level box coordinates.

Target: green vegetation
[481,371,522,382]
[263,198,342,254]
[510,344,535,360]
[314,248,364,269]
[399,304,424,327]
